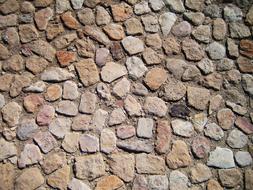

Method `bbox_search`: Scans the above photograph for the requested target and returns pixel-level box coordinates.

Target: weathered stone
[169,170,189,190]
[15,168,44,190]
[144,96,167,117]
[171,119,194,138]
[245,169,253,190]
[63,81,79,100]
[197,58,214,75]
[163,78,186,101]
[213,18,227,41]
[41,152,66,174]
[224,4,243,21]
[0,44,10,60]
[101,62,127,83]
[117,139,153,153]
[149,0,165,11]
[235,117,253,134]
[124,95,142,116]
[70,0,84,9]
[45,84,62,101]
[26,55,48,74]
[217,108,235,130]
[218,168,242,188]
[10,75,31,98]
[183,12,205,26]
[17,119,38,140]
[2,27,19,47]
[229,22,251,38]
[2,101,22,127]
[0,74,13,91]
[144,68,167,90]
[207,147,235,169]
[207,179,223,190]
[191,136,210,158]
[126,56,147,79]
[246,5,253,25]
[204,123,224,141]
[18,144,42,168]
[172,21,191,37]
[79,92,97,114]
[34,131,57,153]
[116,125,135,139]
[227,129,248,148]
[55,0,71,14]
[190,163,212,183]
[75,154,106,180]
[108,153,135,182]
[143,176,166,190]
[103,23,125,40]
[34,0,53,7]
[56,51,76,67]
[0,138,17,161]
[83,26,110,45]
[36,105,55,126]
[146,33,162,49]
[109,108,126,126]
[96,6,111,26]
[75,59,99,87]
[141,15,159,33]
[95,175,124,190]
[72,114,92,131]
[170,104,190,119]
[187,86,210,110]
[182,39,204,61]
[95,48,109,67]
[143,48,163,65]
[110,42,125,61]
[52,33,77,49]
[204,4,222,18]
[100,128,116,154]
[28,40,56,61]
[125,17,143,35]
[49,117,72,139]
[77,8,95,25]
[134,1,151,15]
[159,12,177,36]
[19,24,39,43]
[0,0,19,15]
[47,165,70,190]
[192,25,211,44]
[137,118,153,138]
[68,178,91,190]
[166,140,192,169]
[122,36,144,55]
[113,78,130,98]
[235,151,252,167]
[0,163,15,190]
[111,3,133,22]
[62,132,79,153]
[79,134,99,153]
[185,0,204,11]
[34,8,53,30]
[136,153,165,174]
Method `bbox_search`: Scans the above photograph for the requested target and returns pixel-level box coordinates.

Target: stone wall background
[0,0,253,189]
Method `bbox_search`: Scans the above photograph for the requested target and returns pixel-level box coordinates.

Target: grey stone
[17,119,38,140]
[227,129,248,148]
[63,81,79,100]
[56,100,78,116]
[207,147,235,168]
[68,178,91,190]
[204,123,224,141]
[206,42,226,60]
[0,138,17,161]
[109,108,126,126]
[229,22,251,38]
[2,101,22,127]
[204,4,222,18]
[79,134,99,153]
[122,36,144,55]
[79,92,97,114]
[183,12,205,26]
[169,170,189,190]
[197,58,214,74]
[224,4,243,21]
[171,119,194,138]
[101,62,127,83]
[149,0,165,11]
[126,56,147,79]
[164,0,185,13]
[134,1,151,15]
[235,151,252,167]
[192,25,211,43]
[147,175,168,190]
[71,0,84,9]
[56,0,71,13]
[18,144,42,168]
[141,15,159,33]
[242,74,253,96]
[62,132,79,153]
[49,118,72,139]
[137,118,154,138]
[159,12,177,36]
[113,78,131,98]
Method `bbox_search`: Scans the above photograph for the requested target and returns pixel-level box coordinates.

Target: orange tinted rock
[56,51,76,67]
[61,11,80,29]
[111,3,133,22]
[24,94,44,113]
[144,68,167,90]
[95,175,124,190]
[240,39,253,59]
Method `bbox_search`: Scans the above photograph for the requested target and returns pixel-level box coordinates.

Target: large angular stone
[0,138,17,161]
[75,59,99,87]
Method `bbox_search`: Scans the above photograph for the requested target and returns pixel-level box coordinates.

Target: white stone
[137,118,153,138]
[159,12,177,36]
[126,56,147,79]
[171,119,194,137]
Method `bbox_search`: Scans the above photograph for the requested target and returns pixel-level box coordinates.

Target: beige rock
[95,175,124,190]
[47,165,70,189]
[144,68,167,90]
[111,3,133,22]
[0,163,15,190]
[187,86,210,110]
[207,179,223,190]
[166,140,192,169]
[136,153,166,174]
[41,152,66,174]
[103,23,125,40]
[15,168,44,190]
[75,59,99,87]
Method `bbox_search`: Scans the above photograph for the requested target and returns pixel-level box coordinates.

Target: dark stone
[170,104,190,119]
[110,42,125,61]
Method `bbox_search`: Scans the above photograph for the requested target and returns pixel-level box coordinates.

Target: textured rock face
[0,1,252,190]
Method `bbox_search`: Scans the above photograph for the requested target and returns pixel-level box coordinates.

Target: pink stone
[116,125,135,139]
[235,117,253,134]
[191,136,210,159]
[36,105,55,126]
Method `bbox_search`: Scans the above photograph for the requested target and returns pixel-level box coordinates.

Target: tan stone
[56,51,76,67]
[61,11,80,30]
[207,179,223,190]
[0,163,15,190]
[0,74,13,91]
[144,68,167,90]
[47,165,70,190]
[111,3,133,22]
[23,94,44,113]
[75,59,99,87]
[95,175,124,190]
[26,55,49,74]
[15,168,44,190]
[166,140,192,169]
[41,152,66,174]
[45,84,62,101]
[103,23,125,40]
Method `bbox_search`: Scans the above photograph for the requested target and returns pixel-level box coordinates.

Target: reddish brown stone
[23,94,44,113]
[192,136,211,158]
[237,56,253,73]
[56,51,76,67]
[36,105,55,126]
[110,42,125,61]
[61,11,80,30]
[240,39,253,59]
[111,3,133,22]
[235,117,253,134]
[155,120,172,154]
